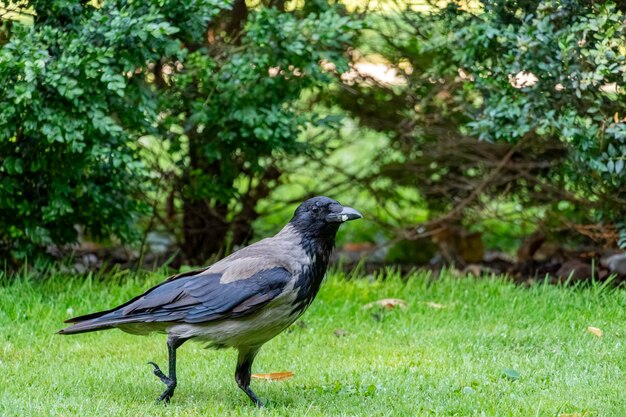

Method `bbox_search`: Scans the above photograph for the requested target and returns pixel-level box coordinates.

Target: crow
[59,196,362,407]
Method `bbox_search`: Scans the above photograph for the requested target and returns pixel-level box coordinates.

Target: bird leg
[148,337,187,404]
[235,347,263,407]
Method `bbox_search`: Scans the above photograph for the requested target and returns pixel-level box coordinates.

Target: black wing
[60,266,292,334]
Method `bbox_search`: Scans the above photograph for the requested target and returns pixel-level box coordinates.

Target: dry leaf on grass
[364,298,407,310]
[425,301,446,309]
[251,371,294,381]
[334,328,348,337]
[587,326,603,337]
[559,413,588,417]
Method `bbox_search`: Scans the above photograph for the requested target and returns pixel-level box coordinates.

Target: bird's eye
[311,206,320,214]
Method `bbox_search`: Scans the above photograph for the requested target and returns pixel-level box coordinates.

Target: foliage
[3,0,624,264]
[328,0,626,250]
[457,1,626,220]
[0,1,358,264]
[152,2,359,263]
[0,0,228,260]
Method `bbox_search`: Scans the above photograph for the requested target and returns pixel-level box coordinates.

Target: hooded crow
[59,196,362,407]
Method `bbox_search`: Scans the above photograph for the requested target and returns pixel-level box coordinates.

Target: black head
[290,196,362,239]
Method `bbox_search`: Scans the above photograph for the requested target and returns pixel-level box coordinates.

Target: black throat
[291,223,340,313]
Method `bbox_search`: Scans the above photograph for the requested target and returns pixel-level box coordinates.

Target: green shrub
[0,1,359,264]
[0,0,227,260]
[150,2,359,263]
[331,0,626,250]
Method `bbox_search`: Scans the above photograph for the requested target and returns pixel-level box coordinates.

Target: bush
[0,1,358,264]
[0,0,227,260]
[147,2,359,264]
[329,0,626,250]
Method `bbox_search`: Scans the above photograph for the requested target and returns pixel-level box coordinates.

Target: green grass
[1,270,625,416]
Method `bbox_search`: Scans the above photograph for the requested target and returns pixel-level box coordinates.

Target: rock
[601,253,626,275]
[463,263,492,276]
[482,251,515,274]
[146,232,174,255]
[556,259,593,282]
[484,251,515,264]
[73,253,99,273]
[82,253,99,267]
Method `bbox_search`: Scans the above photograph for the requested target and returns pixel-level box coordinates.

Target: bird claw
[147,361,169,382]
[156,391,173,405]
[148,361,175,404]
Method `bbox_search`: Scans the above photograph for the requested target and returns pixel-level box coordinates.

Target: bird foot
[241,385,265,408]
[148,361,176,404]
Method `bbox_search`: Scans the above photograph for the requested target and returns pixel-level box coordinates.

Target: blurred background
[1,0,625,281]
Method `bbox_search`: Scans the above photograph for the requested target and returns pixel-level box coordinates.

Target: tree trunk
[182,196,229,265]
[181,130,231,265]
[230,165,281,248]
[180,0,279,264]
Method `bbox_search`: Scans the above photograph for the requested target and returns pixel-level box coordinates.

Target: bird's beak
[326,206,363,223]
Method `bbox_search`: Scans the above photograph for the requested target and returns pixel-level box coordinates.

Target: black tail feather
[64,309,110,323]
[58,318,115,335]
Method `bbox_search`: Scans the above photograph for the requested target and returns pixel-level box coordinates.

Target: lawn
[1,269,624,416]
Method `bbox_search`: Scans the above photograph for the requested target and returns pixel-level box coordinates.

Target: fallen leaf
[334,328,348,337]
[251,371,294,381]
[587,326,603,337]
[425,301,446,309]
[502,368,520,380]
[559,413,588,417]
[364,298,407,310]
